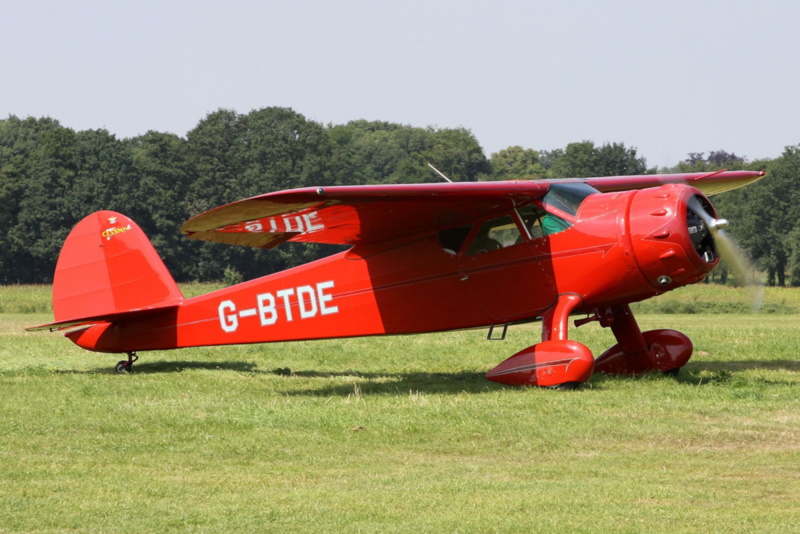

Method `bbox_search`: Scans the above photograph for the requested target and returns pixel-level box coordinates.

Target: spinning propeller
[687,196,764,310]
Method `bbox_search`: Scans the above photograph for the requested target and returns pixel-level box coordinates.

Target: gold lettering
[101,225,132,240]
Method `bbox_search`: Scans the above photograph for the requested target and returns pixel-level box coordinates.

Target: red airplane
[31,170,764,388]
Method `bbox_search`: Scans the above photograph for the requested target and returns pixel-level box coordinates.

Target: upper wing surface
[181,181,551,248]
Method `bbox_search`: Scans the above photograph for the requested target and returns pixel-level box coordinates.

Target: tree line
[1,107,797,286]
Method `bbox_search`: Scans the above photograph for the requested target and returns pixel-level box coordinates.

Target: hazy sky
[3,0,797,168]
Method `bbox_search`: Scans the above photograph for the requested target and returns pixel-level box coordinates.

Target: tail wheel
[114,352,138,374]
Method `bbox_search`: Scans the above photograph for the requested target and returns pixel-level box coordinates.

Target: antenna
[427,162,452,183]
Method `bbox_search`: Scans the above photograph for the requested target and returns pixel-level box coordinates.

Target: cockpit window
[465,215,521,255]
[542,182,598,216]
[518,204,572,237]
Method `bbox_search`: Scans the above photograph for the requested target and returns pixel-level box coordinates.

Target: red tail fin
[51,211,183,324]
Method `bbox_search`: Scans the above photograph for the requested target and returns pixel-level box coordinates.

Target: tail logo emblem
[101,225,132,240]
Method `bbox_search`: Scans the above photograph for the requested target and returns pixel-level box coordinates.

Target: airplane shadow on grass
[83,358,799,395]
[127,360,260,374]
[672,359,800,387]
[279,369,507,396]
[278,359,800,395]
[93,360,507,395]
[686,360,800,372]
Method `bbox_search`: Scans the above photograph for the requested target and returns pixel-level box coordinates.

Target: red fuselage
[66,183,718,354]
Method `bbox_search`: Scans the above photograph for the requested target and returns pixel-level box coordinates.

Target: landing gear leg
[594,304,693,375]
[115,352,138,374]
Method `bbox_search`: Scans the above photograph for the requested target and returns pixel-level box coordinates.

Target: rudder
[52,211,183,323]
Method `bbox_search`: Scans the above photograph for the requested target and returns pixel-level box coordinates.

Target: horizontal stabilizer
[27,305,181,333]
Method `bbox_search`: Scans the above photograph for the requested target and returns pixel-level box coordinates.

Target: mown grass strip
[1,285,798,532]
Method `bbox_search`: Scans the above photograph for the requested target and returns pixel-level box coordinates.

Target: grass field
[1,284,799,533]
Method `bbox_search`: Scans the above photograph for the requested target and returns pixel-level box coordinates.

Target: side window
[466,215,522,255]
[437,225,472,254]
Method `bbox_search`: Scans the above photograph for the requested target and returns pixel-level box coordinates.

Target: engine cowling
[627,184,720,291]
[546,183,724,309]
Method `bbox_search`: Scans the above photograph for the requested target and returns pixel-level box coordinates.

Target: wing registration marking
[227,211,325,235]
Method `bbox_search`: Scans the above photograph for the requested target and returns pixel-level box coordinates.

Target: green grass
[1,285,799,532]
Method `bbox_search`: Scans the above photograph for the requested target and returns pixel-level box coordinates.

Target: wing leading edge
[182,170,765,249]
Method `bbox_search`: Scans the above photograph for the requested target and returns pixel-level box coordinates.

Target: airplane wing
[181,181,551,248]
[182,170,765,249]
[583,169,765,196]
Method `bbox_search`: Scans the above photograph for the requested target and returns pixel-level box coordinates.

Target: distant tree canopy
[490,146,545,181]
[545,141,652,178]
[0,110,491,284]
[490,141,652,181]
[328,120,490,184]
[0,109,797,285]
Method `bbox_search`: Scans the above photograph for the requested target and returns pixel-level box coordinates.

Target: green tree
[713,147,797,286]
[126,131,195,281]
[674,150,747,172]
[69,129,137,216]
[594,142,652,176]
[185,109,246,215]
[328,121,489,184]
[0,118,144,283]
[787,228,800,286]
[424,127,490,182]
[545,141,651,178]
[184,109,250,281]
[548,141,598,178]
[239,107,336,195]
[0,116,65,282]
[5,124,81,282]
[490,146,544,180]
[328,121,402,184]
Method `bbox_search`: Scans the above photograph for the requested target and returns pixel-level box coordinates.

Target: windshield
[518,204,572,238]
[541,182,598,216]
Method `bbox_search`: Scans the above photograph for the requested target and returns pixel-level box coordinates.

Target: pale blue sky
[2,0,797,168]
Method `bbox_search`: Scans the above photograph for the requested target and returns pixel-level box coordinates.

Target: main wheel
[550,381,582,391]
